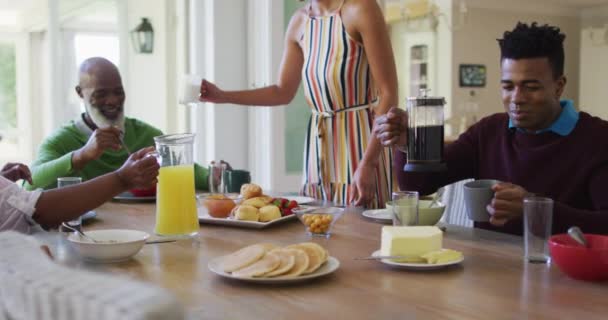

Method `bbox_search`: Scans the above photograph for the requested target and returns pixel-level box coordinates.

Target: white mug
[178,74,202,105]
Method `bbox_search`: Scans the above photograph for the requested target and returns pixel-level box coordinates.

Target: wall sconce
[130,18,154,54]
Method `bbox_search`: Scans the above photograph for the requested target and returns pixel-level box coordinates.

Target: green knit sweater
[25,117,209,190]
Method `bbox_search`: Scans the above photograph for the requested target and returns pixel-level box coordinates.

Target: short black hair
[498,22,566,78]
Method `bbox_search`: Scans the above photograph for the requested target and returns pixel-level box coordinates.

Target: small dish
[385,200,446,226]
[294,207,344,238]
[208,256,340,284]
[362,209,392,223]
[197,194,237,218]
[371,250,463,270]
[67,229,150,263]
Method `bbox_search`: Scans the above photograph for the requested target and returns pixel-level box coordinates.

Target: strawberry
[282,208,293,216]
[280,198,289,207]
[287,200,298,209]
[272,199,281,207]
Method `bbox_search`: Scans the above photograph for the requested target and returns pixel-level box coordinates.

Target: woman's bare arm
[200,10,307,106]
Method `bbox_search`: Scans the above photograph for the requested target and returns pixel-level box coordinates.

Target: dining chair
[440,179,474,227]
[0,231,185,320]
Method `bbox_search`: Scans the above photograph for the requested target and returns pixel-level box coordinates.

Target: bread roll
[240,183,263,200]
[234,205,259,221]
[242,197,269,208]
[258,205,281,222]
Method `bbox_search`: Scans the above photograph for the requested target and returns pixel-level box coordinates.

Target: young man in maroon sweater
[374,22,608,235]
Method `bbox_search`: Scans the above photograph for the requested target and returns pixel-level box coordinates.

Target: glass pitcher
[154,133,199,237]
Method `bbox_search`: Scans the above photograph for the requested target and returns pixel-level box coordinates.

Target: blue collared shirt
[508,100,579,136]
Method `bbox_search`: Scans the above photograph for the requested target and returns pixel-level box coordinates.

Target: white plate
[372,250,463,270]
[281,196,316,204]
[362,209,392,222]
[208,256,340,284]
[113,191,156,202]
[198,211,298,229]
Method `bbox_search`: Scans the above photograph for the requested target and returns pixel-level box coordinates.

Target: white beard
[84,103,125,133]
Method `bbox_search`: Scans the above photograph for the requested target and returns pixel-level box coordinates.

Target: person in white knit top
[0,147,159,233]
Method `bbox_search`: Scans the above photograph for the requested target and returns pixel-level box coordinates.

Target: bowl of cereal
[294,207,344,238]
[67,229,150,263]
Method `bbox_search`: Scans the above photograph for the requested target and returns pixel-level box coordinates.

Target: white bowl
[385,200,446,226]
[67,229,150,263]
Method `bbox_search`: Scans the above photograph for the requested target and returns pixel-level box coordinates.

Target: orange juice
[155,164,199,236]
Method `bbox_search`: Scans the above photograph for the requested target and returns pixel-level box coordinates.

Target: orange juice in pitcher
[153,134,199,237]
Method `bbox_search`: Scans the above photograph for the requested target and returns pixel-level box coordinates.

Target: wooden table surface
[41,201,607,320]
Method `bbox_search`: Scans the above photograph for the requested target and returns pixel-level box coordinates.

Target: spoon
[61,222,100,243]
[567,226,588,248]
[145,239,177,245]
[428,187,445,208]
[112,124,131,155]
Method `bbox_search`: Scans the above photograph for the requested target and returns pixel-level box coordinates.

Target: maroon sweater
[395,112,608,235]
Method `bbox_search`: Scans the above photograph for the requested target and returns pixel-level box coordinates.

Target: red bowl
[130,185,157,197]
[548,234,608,282]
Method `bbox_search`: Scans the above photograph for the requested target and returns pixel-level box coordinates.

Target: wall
[283,0,309,174]
[123,0,173,133]
[189,0,249,170]
[390,1,584,138]
[579,5,608,119]
[450,6,581,138]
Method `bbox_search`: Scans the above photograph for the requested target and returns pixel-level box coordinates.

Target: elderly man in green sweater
[25,57,211,190]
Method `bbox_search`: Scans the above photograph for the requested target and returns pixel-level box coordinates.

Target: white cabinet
[402,31,436,98]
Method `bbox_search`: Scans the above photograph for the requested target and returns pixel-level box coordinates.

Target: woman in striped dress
[200,0,398,208]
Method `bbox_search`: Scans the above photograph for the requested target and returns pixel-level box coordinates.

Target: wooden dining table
[38,201,607,320]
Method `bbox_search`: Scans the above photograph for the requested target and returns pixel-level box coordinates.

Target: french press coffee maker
[403,90,447,172]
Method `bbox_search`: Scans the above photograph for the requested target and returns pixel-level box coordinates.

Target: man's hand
[350,163,376,207]
[487,182,529,226]
[1,162,32,184]
[72,127,123,169]
[115,147,160,189]
[373,107,408,147]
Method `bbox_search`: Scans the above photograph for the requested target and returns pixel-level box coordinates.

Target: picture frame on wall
[459,64,486,87]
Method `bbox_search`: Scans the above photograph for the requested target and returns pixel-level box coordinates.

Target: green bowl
[385,200,445,226]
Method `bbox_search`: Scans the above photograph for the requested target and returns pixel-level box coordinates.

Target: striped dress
[299,3,393,208]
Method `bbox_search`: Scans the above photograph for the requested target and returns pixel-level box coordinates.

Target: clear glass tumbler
[58,177,83,231]
[523,196,554,263]
[391,191,419,226]
[208,161,226,194]
[153,133,199,237]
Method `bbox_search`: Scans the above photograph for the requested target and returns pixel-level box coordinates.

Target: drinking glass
[208,161,227,194]
[391,191,419,226]
[58,177,83,231]
[523,196,554,263]
[154,134,199,237]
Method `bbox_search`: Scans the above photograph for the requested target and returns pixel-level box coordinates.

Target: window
[68,33,120,113]
[74,33,120,67]
[0,40,18,161]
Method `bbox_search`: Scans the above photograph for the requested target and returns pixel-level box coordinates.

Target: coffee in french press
[403,92,447,172]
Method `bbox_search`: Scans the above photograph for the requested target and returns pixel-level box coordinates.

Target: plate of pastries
[198,183,306,229]
[208,242,339,284]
